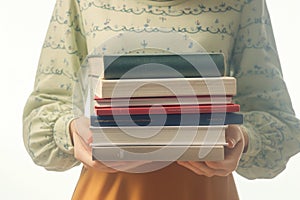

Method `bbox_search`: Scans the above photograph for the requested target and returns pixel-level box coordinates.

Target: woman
[23,0,300,199]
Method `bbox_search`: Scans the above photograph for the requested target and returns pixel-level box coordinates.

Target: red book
[94,104,240,116]
[94,95,233,108]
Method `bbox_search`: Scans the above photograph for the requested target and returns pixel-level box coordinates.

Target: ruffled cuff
[53,114,76,154]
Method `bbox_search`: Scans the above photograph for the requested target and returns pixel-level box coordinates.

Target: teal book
[88,53,226,79]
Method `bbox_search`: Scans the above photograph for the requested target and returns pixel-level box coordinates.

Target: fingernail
[227,138,236,148]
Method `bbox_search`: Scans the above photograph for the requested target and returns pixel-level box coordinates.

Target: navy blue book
[90,113,243,127]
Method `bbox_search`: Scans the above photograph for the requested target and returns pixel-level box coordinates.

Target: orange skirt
[72,163,239,200]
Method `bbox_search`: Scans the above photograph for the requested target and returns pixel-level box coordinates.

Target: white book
[92,145,224,161]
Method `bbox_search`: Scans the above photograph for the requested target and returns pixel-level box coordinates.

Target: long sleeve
[231,0,300,179]
[23,0,87,171]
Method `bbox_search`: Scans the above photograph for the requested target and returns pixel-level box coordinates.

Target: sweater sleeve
[23,0,87,171]
[231,0,300,179]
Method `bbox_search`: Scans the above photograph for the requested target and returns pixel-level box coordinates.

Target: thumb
[225,125,243,149]
[226,138,237,149]
[73,116,93,144]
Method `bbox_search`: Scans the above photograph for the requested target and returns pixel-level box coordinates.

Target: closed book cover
[91,125,227,146]
[92,145,224,161]
[94,103,240,115]
[94,95,233,107]
[88,53,226,79]
[90,112,243,127]
[95,77,236,98]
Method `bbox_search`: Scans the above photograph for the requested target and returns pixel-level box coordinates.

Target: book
[91,125,227,146]
[94,77,236,99]
[88,53,226,79]
[92,145,225,161]
[90,112,243,127]
[94,95,233,107]
[94,104,240,115]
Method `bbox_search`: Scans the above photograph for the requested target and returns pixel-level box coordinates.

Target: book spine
[103,54,225,79]
[90,113,243,127]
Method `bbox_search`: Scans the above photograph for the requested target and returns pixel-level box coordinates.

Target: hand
[177,125,248,177]
[69,116,153,173]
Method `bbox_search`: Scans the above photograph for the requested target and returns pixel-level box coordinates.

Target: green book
[88,53,226,79]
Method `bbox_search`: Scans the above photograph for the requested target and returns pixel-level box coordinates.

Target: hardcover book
[94,95,233,107]
[88,53,226,79]
[90,112,243,127]
[94,104,240,115]
[91,125,227,146]
[92,145,225,161]
[94,77,236,99]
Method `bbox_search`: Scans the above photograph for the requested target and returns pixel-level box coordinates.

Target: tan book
[91,125,227,146]
[94,77,236,98]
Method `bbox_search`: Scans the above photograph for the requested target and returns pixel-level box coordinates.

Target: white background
[0,0,299,199]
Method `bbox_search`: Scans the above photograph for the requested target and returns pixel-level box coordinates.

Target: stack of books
[88,53,243,161]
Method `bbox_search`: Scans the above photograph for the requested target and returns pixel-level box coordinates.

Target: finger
[225,125,243,149]
[203,160,234,176]
[80,155,118,173]
[101,161,140,170]
[205,139,244,171]
[85,162,118,173]
[120,161,153,172]
[226,138,237,149]
[73,116,93,144]
[178,161,232,177]
[209,169,232,177]
[73,132,117,173]
[177,161,207,176]
[187,161,220,177]
[103,161,153,172]
[225,138,244,160]
[74,130,92,153]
